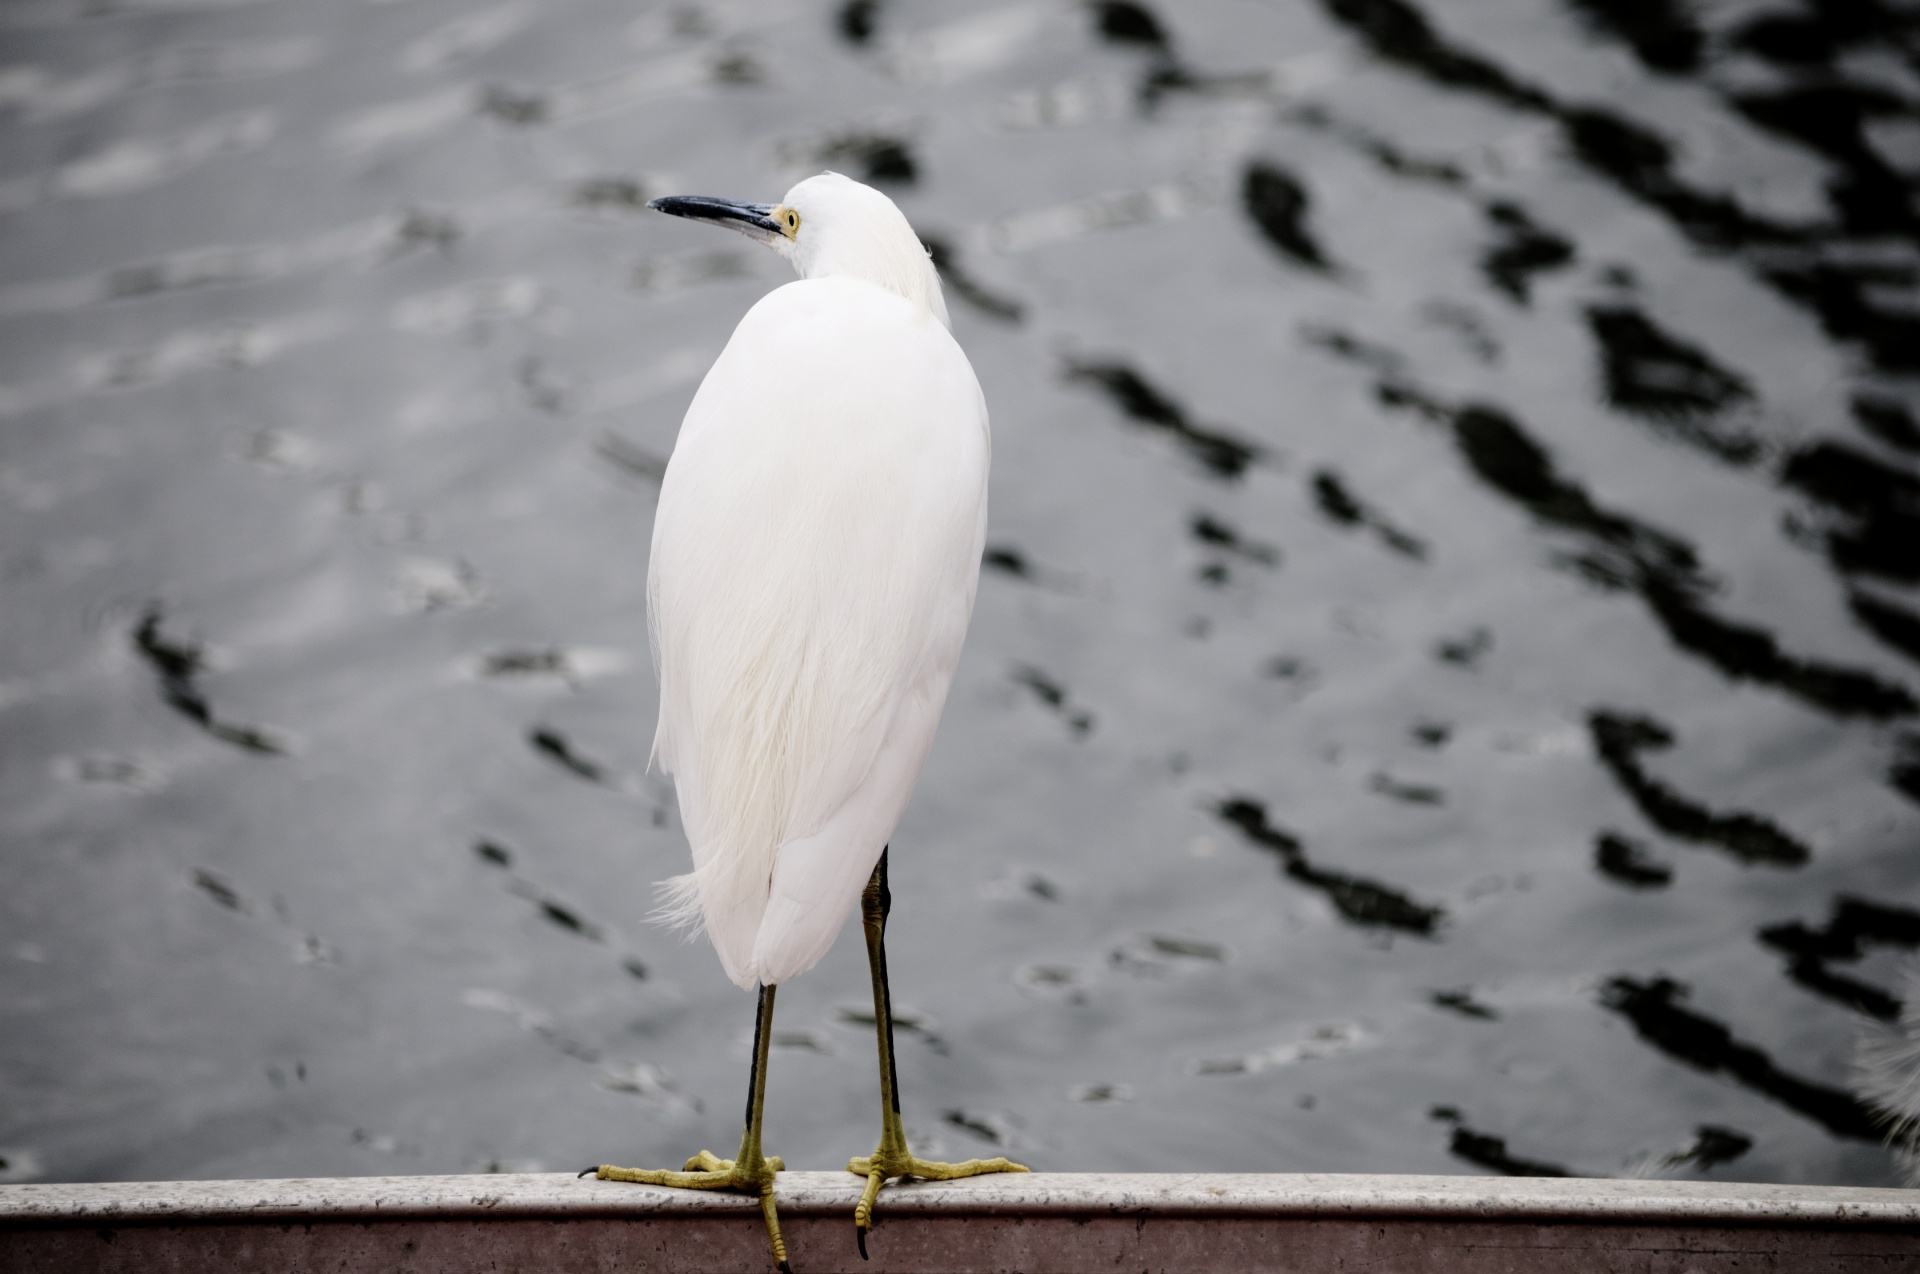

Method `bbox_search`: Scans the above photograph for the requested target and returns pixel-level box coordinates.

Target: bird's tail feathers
[1854,962,1920,1186]
[650,854,767,989]
[648,871,707,937]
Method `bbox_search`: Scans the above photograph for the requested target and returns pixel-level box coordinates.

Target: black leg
[847,846,1026,1256]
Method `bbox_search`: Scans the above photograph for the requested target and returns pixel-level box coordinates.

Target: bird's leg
[847,848,1026,1258]
[590,982,792,1274]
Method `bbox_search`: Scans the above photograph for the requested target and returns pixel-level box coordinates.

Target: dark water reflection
[2,0,1918,1191]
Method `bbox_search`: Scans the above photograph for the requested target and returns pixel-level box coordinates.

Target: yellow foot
[845,1150,1028,1259]
[586,1152,791,1273]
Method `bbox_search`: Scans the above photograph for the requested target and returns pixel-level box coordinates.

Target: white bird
[586,173,1025,1271]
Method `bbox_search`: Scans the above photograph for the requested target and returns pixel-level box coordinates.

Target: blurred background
[2,0,1919,1190]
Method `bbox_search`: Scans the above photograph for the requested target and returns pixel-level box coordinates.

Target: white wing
[648,277,988,989]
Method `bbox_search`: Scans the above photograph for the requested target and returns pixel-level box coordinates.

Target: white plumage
[646,173,989,990]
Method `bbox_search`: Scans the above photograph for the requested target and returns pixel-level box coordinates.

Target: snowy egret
[584,173,1026,1270]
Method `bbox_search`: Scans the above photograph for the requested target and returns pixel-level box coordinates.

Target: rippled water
[3,0,1919,1192]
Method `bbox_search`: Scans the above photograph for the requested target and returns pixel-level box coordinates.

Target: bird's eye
[784,209,800,233]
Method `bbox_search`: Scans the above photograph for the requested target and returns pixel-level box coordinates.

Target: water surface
[2,0,1919,1189]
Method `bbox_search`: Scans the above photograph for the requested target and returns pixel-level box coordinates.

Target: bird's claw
[592,1153,791,1271]
[590,1151,783,1189]
[846,1150,1027,1258]
[847,1151,1030,1181]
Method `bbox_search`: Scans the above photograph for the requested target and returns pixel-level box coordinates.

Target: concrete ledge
[4,1171,1917,1272]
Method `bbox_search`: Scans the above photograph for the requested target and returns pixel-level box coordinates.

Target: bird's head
[646,171,948,325]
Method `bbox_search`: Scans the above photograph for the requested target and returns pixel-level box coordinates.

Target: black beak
[646,195,782,243]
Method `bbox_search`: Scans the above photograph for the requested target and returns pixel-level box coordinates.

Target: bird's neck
[794,237,950,329]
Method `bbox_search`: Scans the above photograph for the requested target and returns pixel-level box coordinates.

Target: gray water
[3,0,1919,1192]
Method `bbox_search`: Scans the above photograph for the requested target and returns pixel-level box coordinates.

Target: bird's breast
[644,275,989,945]
[660,279,986,549]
